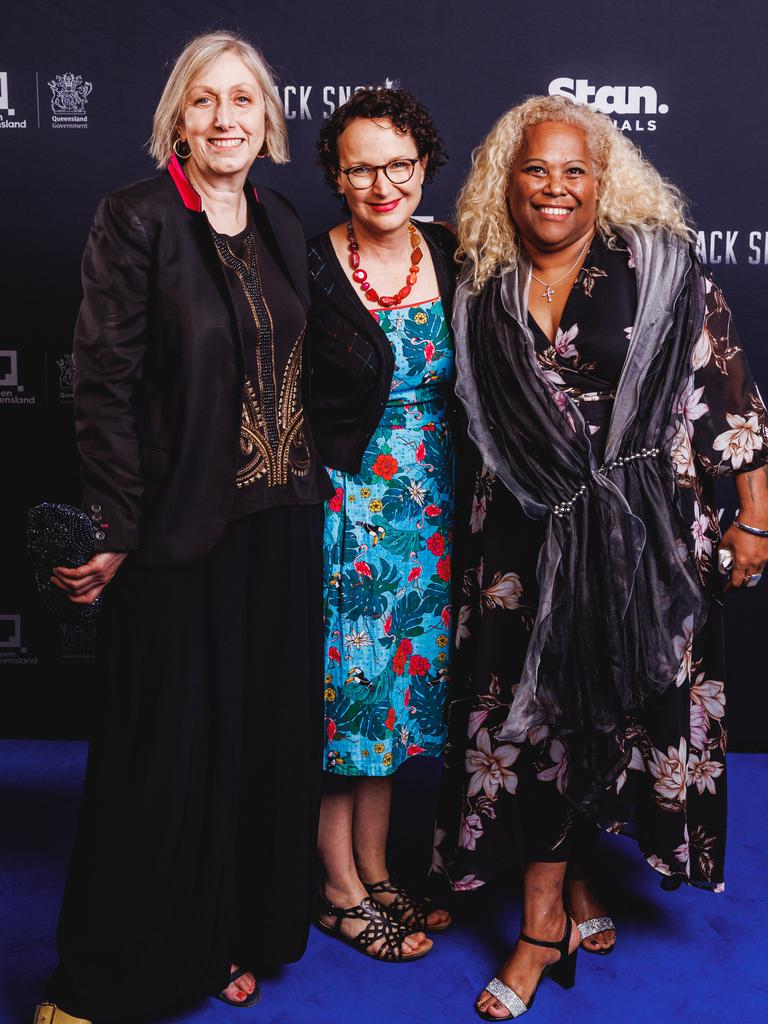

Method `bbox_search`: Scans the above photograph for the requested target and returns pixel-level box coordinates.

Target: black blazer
[306,222,458,473]
[74,157,311,567]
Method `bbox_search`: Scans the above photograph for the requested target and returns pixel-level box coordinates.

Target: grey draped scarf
[454,227,707,809]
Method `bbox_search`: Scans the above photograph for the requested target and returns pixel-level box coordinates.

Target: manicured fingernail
[236,991,245,1000]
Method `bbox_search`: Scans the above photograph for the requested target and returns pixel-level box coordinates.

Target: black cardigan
[306,222,457,473]
[73,160,315,567]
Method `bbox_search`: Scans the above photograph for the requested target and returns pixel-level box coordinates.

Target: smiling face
[506,120,599,254]
[336,117,426,238]
[178,51,266,185]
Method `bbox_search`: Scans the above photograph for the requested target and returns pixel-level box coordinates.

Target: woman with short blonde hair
[36,30,332,1024]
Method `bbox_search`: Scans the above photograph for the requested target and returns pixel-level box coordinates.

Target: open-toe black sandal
[365,878,452,934]
[214,966,262,1008]
[316,893,432,962]
[477,916,577,1020]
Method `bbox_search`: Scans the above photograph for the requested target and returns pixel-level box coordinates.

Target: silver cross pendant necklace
[529,236,592,303]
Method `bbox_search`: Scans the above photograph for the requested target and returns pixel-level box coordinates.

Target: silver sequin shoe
[577,915,616,955]
[476,916,577,1020]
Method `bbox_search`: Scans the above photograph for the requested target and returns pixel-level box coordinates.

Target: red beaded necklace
[347,221,423,307]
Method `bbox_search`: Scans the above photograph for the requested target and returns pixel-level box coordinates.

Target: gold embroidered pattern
[212,229,311,488]
[237,330,311,487]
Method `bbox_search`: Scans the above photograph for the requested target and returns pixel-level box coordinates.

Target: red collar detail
[167,153,260,211]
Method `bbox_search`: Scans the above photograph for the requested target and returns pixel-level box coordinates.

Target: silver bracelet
[734,518,768,538]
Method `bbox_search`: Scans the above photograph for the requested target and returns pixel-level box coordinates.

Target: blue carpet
[1,742,766,1024]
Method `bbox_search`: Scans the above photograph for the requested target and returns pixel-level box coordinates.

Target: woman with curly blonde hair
[432,95,768,1020]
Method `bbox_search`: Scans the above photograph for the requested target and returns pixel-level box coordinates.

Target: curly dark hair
[317,86,448,193]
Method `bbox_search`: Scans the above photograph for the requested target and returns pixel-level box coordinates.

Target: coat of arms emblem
[48,73,92,114]
[56,354,75,397]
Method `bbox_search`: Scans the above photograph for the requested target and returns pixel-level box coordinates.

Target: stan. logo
[0,71,27,129]
[0,349,36,405]
[49,72,92,128]
[548,77,669,132]
[57,353,75,401]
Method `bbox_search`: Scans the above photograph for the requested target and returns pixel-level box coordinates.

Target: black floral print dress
[433,234,768,893]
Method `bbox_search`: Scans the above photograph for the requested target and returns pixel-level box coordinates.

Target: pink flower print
[527,723,550,745]
[672,615,694,688]
[676,379,708,439]
[554,323,579,360]
[691,325,714,371]
[646,853,671,875]
[465,728,520,798]
[690,673,725,721]
[481,571,523,611]
[536,738,568,794]
[686,750,724,795]
[453,874,484,892]
[415,440,426,463]
[713,411,764,469]
[459,813,484,851]
[670,422,696,480]
[454,606,473,647]
[470,493,487,534]
[615,745,645,794]
[674,825,690,873]
[649,738,688,805]
[689,702,709,751]
[691,501,713,560]
[467,708,488,738]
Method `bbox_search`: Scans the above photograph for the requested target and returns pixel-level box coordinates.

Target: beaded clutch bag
[26,504,100,649]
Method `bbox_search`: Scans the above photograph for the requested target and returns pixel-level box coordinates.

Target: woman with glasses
[307,87,456,960]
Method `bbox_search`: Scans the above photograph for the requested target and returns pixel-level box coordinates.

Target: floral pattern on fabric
[434,240,768,892]
[323,298,454,776]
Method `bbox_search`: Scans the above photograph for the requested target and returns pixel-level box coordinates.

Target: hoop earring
[173,136,191,160]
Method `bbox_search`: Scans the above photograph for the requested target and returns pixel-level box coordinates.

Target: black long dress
[433,235,768,893]
[48,215,331,1022]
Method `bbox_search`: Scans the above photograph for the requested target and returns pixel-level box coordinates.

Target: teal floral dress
[323,297,454,776]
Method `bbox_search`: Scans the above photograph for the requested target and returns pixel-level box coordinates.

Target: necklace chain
[347,221,423,307]
[529,236,592,303]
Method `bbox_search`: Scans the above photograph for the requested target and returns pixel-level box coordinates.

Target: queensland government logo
[0,72,27,128]
[56,353,75,402]
[49,72,92,128]
[548,77,668,132]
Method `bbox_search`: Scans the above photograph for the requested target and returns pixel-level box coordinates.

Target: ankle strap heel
[519,915,577,990]
[478,917,577,1019]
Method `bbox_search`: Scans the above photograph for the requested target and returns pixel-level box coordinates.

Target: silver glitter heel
[577,915,616,955]
[477,916,577,1020]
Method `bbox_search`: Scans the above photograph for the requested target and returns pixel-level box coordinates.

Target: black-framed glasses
[340,158,420,190]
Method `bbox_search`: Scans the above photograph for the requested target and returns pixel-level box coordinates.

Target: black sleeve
[73,194,152,551]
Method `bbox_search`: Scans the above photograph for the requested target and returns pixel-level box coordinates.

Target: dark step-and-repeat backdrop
[1,1,766,745]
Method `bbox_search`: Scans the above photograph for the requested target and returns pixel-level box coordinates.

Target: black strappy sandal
[364,879,452,934]
[364,878,428,932]
[316,893,432,962]
[214,966,261,1008]
[477,916,577,1020]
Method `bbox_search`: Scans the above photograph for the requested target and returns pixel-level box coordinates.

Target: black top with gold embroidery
[211,218,333,516]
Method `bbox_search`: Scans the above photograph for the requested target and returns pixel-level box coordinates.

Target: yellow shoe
[33,1003,92,1024]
